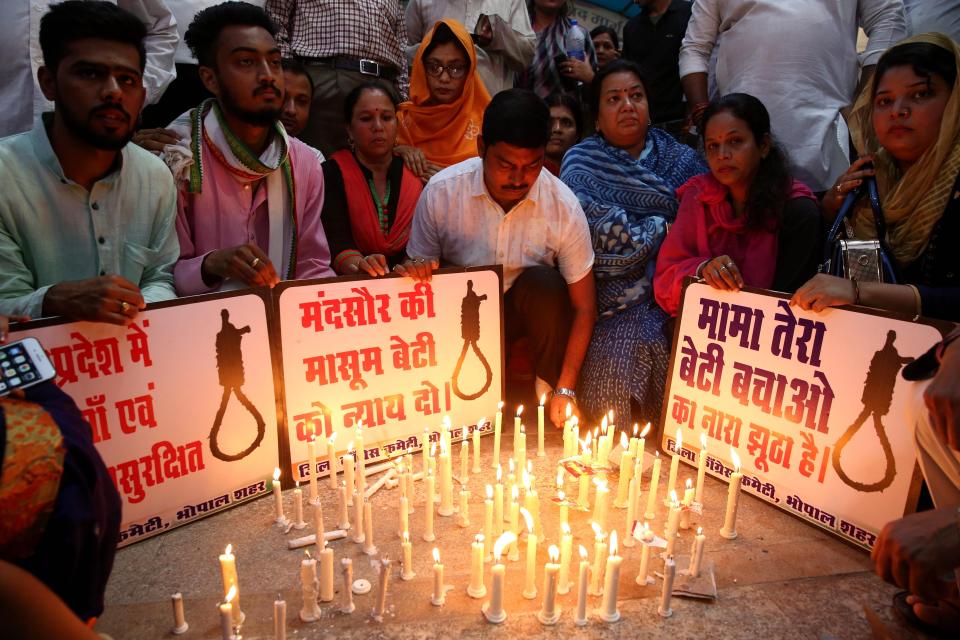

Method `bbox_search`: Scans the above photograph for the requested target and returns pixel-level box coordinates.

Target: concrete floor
[96,429,929,639]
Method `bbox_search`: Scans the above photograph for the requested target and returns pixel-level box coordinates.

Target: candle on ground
[482,533,515,623]
[460,438,469,482]
[665,428,682,503]
[355,423,367,497]
[508,485,521,561]
[614,432,634,508]
[219,586,237,640]
[664,490,681,558]
[171,592,188,635]
[644,453,661,520]
[218,544,243,626]
[272,467,287,525]
[623,477,638,548]
[273,593,285,640]
[468,534,487,598]
[637,422,650,459]
[628,422,640,457]
[557,522,573,595]
[557,489,569,530]
[537,394,546,458]
[513,405,524,464]
[473,418,483,473]
[588,522,607,596]
[494,466,504,535]
[401,532,416,580]
[592,478,611,534]
[352,490,365,544]
[688,527,706,577]
[423,471,436,542]
[299,552,321,622]
[483,484,494,557]
[721,448,743,539]
[577,439,591,509]
[292,482,306,529]
[313,501,326,555]
[341,558,355,613]
[516,426,527,480]
[319,545,334,602]
[422,427,431,477]
[431,548,446,605]
[362,499,377,555]
[521,507,538,599]
[598,530,623,622]
[458,488,471,527]
[493,401,504,470]
[538,545,561,624]
[438,438,454,517]
[680,478,695,530]
[399,493,409,538]
[307,434,318,502]
[327,435,338,490]
[372,557,391,620]
[338,481,350,530]
[574,545,590,626]
[658,555,676,617]
[695,432,708,504]
[636,522,654,585]
[343,446,355,507]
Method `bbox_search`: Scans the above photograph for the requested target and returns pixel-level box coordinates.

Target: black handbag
[819,176,898,284]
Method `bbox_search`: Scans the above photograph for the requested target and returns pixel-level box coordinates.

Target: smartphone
[0,337,57,396]
[553,53,569,69]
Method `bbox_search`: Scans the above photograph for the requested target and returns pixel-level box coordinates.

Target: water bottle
[564,19,586,62]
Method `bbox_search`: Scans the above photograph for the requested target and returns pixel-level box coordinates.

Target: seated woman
[792,33,960,322]
[544,92,583,176]
[322,83,423,276]
[395,19,491,182]
[561,59,706,425]
[654,93,821,315]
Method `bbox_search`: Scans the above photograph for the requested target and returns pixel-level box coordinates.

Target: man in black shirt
[621,0,692,125]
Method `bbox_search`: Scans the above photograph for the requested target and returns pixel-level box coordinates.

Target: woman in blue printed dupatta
[561,60,706,425]
[518,0,597,99]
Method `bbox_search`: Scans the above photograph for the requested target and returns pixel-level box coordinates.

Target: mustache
[254,83,281,97]
[91,104,130,121]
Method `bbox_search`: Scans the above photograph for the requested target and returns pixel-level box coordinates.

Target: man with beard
[0,1,179,324]
[169,2,334,295]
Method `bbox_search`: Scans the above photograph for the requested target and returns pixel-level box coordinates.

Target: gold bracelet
[906,284,922,321]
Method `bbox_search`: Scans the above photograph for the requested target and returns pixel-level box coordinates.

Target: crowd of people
[0,0,959,636]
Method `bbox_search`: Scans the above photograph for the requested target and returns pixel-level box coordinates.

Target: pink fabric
[654,173,815,316]
[173,137,335,295]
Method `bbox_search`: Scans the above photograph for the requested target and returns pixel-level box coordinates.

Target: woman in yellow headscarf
[395,19,492,182]
[792,33,960,322]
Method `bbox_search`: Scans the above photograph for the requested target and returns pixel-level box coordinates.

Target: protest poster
[10,291,280,546]
[660,281,945,550]
[275,267,505,484]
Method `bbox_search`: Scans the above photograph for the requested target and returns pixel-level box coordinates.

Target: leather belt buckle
[359,59,380,76]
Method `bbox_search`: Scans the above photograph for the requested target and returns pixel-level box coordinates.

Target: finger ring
[250,257,260,268]
[120,301,131,313]
[414,257,424,264]
[835,184,843,193]
[719,265,729,272]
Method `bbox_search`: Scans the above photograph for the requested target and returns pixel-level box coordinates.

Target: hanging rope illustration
[209,309,266,462]
[452,279,493,401]
[831,331,911,492]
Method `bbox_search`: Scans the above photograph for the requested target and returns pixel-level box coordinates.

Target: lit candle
[343,446,355,507]
[493,401,504,471]
[598,415,611,467]
[272,467,287,526]
[614,432,633,509]
[577,439,591,509]
[482,532,515,623]
[423,471,436,542]
[438,438,454,517]
[720,448,742,539]
[557,522,573,595]
[313,500,326,554]
[468,534,487,598]
[506,457,516,499]
[292,482,306,529]
[695,432,708,504]
[494,466,504,536]
[327,435,338,490]
[473,418,483,473]
[422,427,431,477]
[636,522,654,586]
[401,532,415,580]
[538,545,561,625]
[623,477,638,549]
[404,455,415,515]
[307,434,318,502]
[319,545,334,602]
[340,558,355,613]
[588,522,607,596]
[483,484,494,557]
[516,425,527,480]
[557,488,569,531]
[431,547,446,605]
[458,487,471,528]
[363,499,377,555]
[680,478,695,530]
[355,424,367,498]
[537,394,546,458]
[372,557,391,620]
[598,530,622,622]
[338,481,350,530]
[218,544,243,626]
[592,479,611,534]
[664,490,681,558]
[399,492,409,539]
[298,551,321,622]
[460,438,469,482]
[521,507,538,599]
[628,423,640,457]
[644,452,661,520]
[658,554,676,617]
[666,428,682,503]
[513,405,524,464]
[688,527,706,578]
[638,422,650,460]
[171,592,188,635]
[273,593,285,640]
[508,485,521,561]
[219,586,237,640]
[574,545,590,626]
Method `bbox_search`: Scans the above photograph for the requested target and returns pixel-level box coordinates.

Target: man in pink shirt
[166,1,334,295]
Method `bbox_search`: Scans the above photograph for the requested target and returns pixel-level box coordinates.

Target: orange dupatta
[397,19,492,169]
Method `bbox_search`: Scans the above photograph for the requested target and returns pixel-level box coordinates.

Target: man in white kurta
[679,0,906,193]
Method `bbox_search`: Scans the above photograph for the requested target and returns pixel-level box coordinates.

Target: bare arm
[550,271,596,427]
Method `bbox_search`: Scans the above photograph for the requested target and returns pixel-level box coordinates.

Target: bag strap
[820,184,863,272]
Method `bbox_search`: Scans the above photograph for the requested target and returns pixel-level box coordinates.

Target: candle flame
[593,477,607,490]
[641,422,651,438]
[476,533,484,544]
[225,585,237,603]
[608,409,615,423]
[328,435,335,444]
[591,521,602,538]
[520,507,534,533]
[539,393,546,406]
[697,526,703,535]
[295,480,300,488]
[579,545,588,560]
[486,484,493,499]
[670,489,678,504]
[686,478,693,489]
[556,470,564,488]
[633,423,639,437]
[620,431,628,449]
[557,489,565,502]
[731,447,742,473]
[701,432,708,449]
[561,522,571,535]
[527,460,533,474]
[509,458,515,473]
[675,427,683,450]
[224,543,233,556]
[497,465,503,482]
[442,415,451,428]
[549,545,559,562]
[493,532,515,561]
[516,405,524,417]
[609,530,618,556]
[403,531,409,543]
[433,547,440,563]
[273,467,281,481]
[601,414,608,431]
[347,441,355,453]
[655,450,660,458]
[523,471,531,491]
[304,550,312,559]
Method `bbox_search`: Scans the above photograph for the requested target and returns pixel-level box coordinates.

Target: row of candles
[206,404,743,637]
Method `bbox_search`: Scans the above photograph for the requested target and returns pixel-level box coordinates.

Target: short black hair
[281,58,314,95]
[873,41,957,97]
[342,81,400,122]
[590,25,619,51]
[40,1,147,72]
[589,58,648,118]
[185,1,277,68]
[422,21,470,62]
[482,89,550,149]
[545,91,584,138]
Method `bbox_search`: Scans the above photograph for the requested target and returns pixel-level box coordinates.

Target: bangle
[852,278,860,305]
[553,387,577,402]
[906,284,922,321]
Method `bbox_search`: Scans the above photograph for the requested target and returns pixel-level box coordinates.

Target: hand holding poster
[660,282,944,549]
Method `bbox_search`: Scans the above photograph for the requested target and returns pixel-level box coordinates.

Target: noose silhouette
[209,309,267,462]
[831,330,911,492]
[452,279,493,400]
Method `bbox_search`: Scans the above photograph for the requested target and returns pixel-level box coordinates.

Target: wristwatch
[552,387,577,402]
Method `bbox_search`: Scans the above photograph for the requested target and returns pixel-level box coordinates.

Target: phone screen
[0,340,51,395]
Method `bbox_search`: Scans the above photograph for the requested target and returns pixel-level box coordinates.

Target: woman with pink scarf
[654,93,822,315]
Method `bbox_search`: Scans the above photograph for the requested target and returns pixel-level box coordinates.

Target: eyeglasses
[424,60,469,79]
